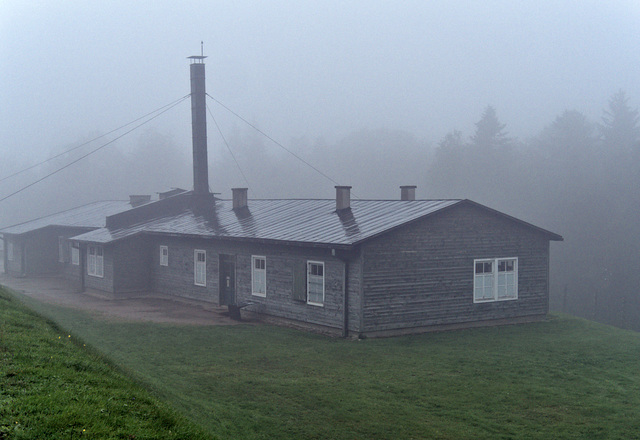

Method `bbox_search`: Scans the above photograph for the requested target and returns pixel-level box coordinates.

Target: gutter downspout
[20,240,26,277]
[336,253,350,338]
[1,235,6,274]
[79,244,86,293]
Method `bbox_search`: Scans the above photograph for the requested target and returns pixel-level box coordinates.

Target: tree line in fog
[426,91,640,330]
[1,91,638,330]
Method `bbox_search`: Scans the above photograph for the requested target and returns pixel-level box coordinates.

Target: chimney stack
[188,53,209,195]
[335,186,352,210]
[129,195,151,207]
[232,188,248,209]
[400,185,417,201]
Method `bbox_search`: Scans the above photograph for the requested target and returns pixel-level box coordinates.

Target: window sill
[474,296,518,304]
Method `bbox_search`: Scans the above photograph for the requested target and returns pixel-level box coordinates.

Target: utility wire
[0,96,190,204]
[206,93,342,188]
[205,103,253,195]
[0,95,190,184]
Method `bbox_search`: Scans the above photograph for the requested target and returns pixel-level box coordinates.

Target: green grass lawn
[6,286,640,439]
[0,288,212,440]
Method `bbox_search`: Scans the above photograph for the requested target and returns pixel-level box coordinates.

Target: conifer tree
[600,90,639,160]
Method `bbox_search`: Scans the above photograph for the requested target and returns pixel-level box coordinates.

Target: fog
[1,1,639,329]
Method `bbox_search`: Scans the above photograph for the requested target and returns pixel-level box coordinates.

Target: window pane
[476,261,493,274]
[307,262,324,304]
[252,257,266,295]
[308,276,323,303]
[498,272,516,298]
[498,260,514,272]
[474,273,495,301]
[96,255,104,277]
[195,251,206,285]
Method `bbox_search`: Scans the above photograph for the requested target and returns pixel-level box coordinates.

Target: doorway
[219,254,236,306]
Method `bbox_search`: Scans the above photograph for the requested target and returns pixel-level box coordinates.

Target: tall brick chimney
[188,52,209,195]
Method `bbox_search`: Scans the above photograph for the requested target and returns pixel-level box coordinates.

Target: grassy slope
[8,288,640,440]
[0,288,212,440]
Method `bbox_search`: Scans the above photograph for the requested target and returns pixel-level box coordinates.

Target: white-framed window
[88,245,104,278]
[71,244,79,266]
[7,242,14,261]
[251,255,266,297]
[307,261,325,306]
[194,249,206,286]
[474,257,518,303]
[160,245,169,266]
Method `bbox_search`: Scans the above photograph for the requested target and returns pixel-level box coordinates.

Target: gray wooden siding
[360,203,551,333]
[150,238,220,303]
[113,236,151,293]
[83,246,115,293]
[22,229,59,275]
[4,236,24,275]
[346,254,363,333]
[3,227,93,279]
[149,236,353,331]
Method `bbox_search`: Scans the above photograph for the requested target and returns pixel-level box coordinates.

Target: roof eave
[145,231,355,250]
[460,200,564,241]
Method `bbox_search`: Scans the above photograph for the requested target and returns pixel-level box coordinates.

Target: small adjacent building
[1,200,139,279]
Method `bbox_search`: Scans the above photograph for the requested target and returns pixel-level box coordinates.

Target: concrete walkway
[0,273,244,326]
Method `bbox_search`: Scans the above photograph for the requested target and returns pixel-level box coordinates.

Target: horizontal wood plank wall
[361,203,551,333]
[4,227,92,279]
[150,237,352,331]
[84,245,115,293]
[23,229,59,275]
[3,236,23,275]
[150,237,219,303]
[347,254,363,333]
[113,236,151,294]
[61,256,81,282]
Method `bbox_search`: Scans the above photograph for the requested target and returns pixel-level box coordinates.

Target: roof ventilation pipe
[400,185,417,201]
[232,188,248,210]
[129,195,151,207]
[335,186,352,211]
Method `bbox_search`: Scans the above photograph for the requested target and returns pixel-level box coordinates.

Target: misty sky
[1,1,639,165]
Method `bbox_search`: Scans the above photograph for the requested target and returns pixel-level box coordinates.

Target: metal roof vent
[232,188,248,210]
[129,195,151,207]
[400,185,417,201]
[335,186,352,211]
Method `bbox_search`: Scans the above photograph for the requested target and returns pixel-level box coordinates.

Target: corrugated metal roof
[73,199,462,246]
[0,201,134,235]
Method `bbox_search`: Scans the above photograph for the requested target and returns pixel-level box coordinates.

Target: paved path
[0,274,244,326]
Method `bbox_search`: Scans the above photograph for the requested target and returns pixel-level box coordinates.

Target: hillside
[0,287,211,439]
[4,286,640,439]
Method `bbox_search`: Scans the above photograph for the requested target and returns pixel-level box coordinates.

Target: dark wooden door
[219,255,236,306]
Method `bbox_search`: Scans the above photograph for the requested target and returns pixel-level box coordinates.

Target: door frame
[219,254,236,306]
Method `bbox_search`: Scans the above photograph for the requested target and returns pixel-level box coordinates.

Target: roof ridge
[1,200,128,230]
